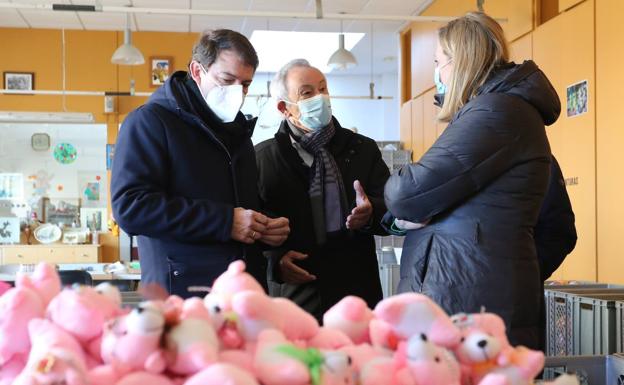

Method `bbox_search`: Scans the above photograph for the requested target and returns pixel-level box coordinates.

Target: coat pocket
[424,222,482,288]
[401,231,435,292]
[167,257,231,298]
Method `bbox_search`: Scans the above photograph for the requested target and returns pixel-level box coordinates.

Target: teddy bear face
[125,302,166,335]
[47,284,121,343]
[454,330,502,364]
[403,334,461,384]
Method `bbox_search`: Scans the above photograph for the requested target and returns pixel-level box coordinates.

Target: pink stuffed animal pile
[0,261,577,385]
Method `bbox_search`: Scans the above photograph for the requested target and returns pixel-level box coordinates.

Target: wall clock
[31,133,50,151]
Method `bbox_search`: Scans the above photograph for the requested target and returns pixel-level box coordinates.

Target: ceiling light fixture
[327,19,357,71]
[111,12,144,65]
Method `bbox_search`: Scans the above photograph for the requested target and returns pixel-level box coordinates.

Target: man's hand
[230,207,268,244]
[260,217,290,247]
[279,251,316,284]
[346,180,373,230]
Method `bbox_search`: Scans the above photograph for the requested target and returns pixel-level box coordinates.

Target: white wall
[0,123,107,216]
[243,72,399,145]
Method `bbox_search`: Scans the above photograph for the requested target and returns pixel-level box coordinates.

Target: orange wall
[1,27,200,261]
[596,0,624,284]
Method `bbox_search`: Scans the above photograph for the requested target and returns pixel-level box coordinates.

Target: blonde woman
[384,12,559,348]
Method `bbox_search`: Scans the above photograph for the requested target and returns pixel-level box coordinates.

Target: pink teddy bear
[0,263,61,384]
[254,329,355,385]
[395,333,461,385]
[114,372,175,385]
[90,300,168,385]
[451,313,544,385]
[323,296,374,345]
[47,282,124,366]
[203,260,265,349]
[370,293,461,350]
[12,318,89,385]
[184,363,260,385]
[231,291,320,344]
[165,297,219,376]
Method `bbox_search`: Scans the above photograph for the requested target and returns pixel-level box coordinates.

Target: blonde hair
[437,12,509,122]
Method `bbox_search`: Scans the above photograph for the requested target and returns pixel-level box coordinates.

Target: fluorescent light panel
[0,111,95,123]
[250,30,365,73]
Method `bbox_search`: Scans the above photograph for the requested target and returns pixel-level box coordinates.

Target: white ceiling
[0,0,433,75]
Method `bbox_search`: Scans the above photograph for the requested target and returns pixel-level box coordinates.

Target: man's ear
[188,61,203,83]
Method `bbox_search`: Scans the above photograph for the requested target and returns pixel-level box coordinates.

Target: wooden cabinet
[0,244,100,265]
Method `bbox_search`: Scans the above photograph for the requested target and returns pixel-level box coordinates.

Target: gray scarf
[289,120,348,245]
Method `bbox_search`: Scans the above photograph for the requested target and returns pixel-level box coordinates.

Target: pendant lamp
[111,12,145,65]
[327,19,357,70]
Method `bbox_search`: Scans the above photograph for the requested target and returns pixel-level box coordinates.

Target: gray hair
[271,58,313,102]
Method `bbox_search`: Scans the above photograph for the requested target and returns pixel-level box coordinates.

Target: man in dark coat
[384,60,560,349]
[255,59,389,321]
[111,30,289,298]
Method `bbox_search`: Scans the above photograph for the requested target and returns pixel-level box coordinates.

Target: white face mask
[198,64,244,123]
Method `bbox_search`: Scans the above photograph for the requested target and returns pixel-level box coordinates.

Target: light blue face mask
[434,59,452,95]
[434,67,446,95]
[286,94,332,131]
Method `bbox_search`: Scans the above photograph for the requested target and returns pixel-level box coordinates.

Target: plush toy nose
[477,340,487,348]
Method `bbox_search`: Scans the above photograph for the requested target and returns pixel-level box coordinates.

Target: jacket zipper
[180,109,246,257]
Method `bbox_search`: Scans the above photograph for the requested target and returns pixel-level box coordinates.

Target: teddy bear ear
[228,260,247,275]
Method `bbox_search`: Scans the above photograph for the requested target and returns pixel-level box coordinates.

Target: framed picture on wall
[150,57,173,87]
[0,173,24,200]
[80,207,107,232]
[43,197,81,227]
[0,217,20,244]
[4,72,34,93]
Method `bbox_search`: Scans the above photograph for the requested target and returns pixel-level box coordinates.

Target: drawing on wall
[53,142,78,165]
[0,217,20,244]
[0,173,24,200]
[78,172,105,208]
[29,170,54,198]
[567,80,588,117]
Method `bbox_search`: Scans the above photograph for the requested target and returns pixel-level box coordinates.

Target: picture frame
[80,207,107,232]
[4,71,34,93]
[0,173,24,201]
[150,56,173,87]
[566,80,588,117]
[0,217,20,244]
[43,197,81,227]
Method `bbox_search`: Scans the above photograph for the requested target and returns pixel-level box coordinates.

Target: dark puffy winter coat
[384,61,560,348]
[256,119,389,320]
[111,71,266,298]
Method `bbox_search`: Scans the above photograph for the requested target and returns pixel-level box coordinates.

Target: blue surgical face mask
[285,94,332,131]
[434,67,446,95]
[434,59,452,95]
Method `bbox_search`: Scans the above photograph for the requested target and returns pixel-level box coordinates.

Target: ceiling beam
[0,2,506,23]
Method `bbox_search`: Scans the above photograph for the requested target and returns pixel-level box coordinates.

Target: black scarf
[290,120,349,245]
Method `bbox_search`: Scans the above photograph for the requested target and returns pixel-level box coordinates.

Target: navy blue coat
[111,71,265,298]
[385,61,559,348]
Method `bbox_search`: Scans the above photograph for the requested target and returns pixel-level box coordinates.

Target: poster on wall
[566,80,588,117]
[78,171,105,208]
[0,217,20,244]
[0,173,24,200]
[106,144,115,170]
